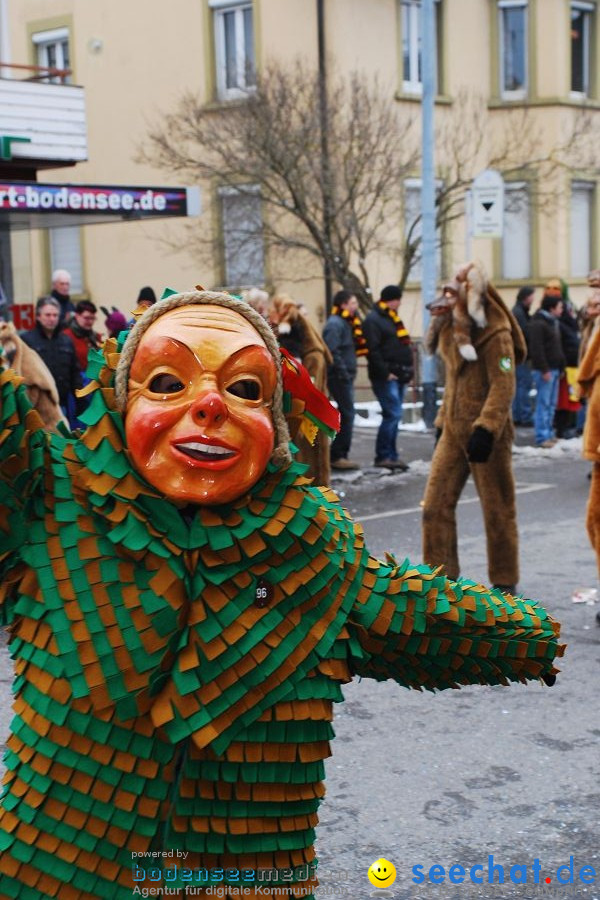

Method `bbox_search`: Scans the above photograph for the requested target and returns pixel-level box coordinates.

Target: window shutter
[49,226,84,294]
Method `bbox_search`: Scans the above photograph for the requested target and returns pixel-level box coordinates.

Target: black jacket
[363,306,413,383]
[512,300,532,353]
[322,314,357,383]
[528,310,566,373]
[22,323,82,406]
[558,308,581,367]
[51,289,75,328]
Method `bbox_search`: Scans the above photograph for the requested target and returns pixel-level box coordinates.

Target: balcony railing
[0,61,71,84]
[0,66,86,164]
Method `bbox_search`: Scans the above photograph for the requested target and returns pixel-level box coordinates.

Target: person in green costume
[0,290,562,900]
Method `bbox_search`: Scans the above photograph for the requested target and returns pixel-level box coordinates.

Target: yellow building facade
[2,0,600,332]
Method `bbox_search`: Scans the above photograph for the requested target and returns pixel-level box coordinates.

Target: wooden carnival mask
[125,304,277,505]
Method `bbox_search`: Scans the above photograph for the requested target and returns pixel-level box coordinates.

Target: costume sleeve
[578,327,600,398]
[0,364,48,624]
[472,329,516,438]
[346,554,562,689]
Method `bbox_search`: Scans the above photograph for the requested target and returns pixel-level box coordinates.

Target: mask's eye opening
[148,373,185,394]
[226,379,261,401]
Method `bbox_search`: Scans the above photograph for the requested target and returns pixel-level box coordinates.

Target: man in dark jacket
[528,294,566,447]
[511,286,535,425]
[363,285,413,469]
[322,290,360,470]
[21,297,82,423]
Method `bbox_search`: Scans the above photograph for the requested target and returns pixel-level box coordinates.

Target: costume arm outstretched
[0,365,48,623]
[346,554,563,689]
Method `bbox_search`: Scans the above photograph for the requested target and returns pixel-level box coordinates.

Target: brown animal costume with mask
[578,269,600,584]
[268,294,332,486]
[0,320,66,432]
[423,263,526,590]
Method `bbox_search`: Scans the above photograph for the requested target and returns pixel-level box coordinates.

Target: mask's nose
[190,390,228,426]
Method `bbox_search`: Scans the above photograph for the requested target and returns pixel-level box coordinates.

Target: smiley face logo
[367,858,397,888]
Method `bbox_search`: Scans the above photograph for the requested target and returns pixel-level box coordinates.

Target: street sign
[471,169,504,238]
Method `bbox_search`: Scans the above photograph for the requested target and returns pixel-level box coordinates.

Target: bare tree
[141,68,600,306]
[139,61,420,309]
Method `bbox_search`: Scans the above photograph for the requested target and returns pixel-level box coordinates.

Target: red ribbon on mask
[280,347,340,439]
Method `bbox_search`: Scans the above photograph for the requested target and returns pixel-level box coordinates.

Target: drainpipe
[0,0,11,79]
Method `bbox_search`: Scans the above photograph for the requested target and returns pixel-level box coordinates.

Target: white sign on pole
[471,169,504,238]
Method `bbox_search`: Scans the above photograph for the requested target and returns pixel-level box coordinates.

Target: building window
[571,181,595,276]
[32,27,71,83]
[219,186,264,288]
[49,226,83,294]
[499,1,527,99]
[571,2,595,96]
[403,179,442,282]
[400,0,441,94]
[210,0,256,100]
[502,184,530,279]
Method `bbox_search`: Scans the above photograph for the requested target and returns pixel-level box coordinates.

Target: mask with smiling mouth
[115,291,293,506]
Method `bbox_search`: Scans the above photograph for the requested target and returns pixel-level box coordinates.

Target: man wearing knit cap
[363,285,413,469]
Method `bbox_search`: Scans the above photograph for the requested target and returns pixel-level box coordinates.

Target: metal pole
[420,0,437,427]
[317,0,333,315]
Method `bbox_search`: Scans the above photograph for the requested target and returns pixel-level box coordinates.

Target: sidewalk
[330,416,585,486]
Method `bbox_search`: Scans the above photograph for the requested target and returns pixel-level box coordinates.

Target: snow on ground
[354,401,428,431]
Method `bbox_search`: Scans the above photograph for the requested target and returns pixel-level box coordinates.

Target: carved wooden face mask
[125,305,277,505]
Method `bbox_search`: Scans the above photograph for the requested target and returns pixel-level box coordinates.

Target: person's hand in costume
[466,425,494,463]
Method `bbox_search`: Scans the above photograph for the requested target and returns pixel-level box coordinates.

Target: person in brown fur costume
[0,320,66,432]
[269,293,333,486]
[577,273,600,625]
[422,262,526,592]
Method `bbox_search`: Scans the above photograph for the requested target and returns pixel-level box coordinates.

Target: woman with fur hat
[268,292,332,486]
[0,288,562,899]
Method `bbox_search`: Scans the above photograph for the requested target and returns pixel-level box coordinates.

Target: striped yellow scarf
[377,300,410,342]
[332,305,368,356]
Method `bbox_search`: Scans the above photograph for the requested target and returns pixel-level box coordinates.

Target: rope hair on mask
[114,290,292,470]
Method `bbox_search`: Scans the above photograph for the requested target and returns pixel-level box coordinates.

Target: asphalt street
[318,425,599,900]
[0,425,597,900]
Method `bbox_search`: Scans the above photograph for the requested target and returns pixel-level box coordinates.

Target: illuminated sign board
[0,182,200,217]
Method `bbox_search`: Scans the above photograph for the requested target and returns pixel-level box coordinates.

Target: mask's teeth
[176,441,234,457]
